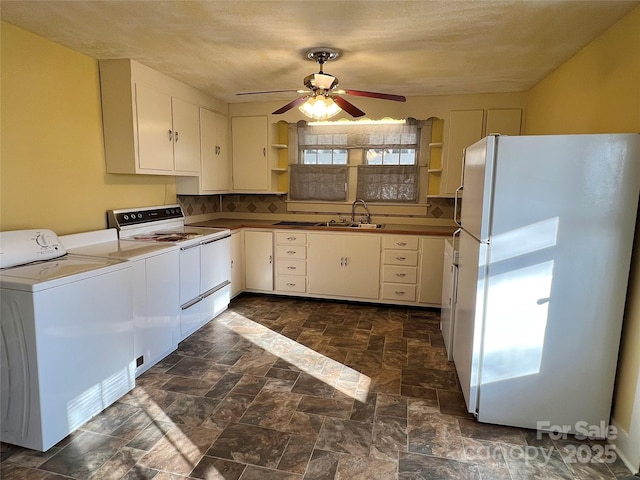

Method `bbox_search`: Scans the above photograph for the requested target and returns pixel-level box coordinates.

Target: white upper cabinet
[176,108,230,194]
[232,116,269,191]
[171,97,201,174]
[134,86,200,174]
[99,59,226,177]
[135,85,174,172]
[441,108,521,196]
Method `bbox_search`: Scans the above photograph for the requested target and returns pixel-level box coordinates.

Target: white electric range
[106,204,232,342]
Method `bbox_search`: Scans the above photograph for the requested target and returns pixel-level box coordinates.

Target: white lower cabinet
[228,228,446,307]
[134,249,180,377]
[381,235,419,303]
[419,237,446,305]
[230,230,245,297]
[244,230,274,292]
[275,231,307,294]
[308,233,381,299]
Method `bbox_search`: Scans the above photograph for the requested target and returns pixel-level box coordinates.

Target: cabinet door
[442,110,484,195]
[419,237,445,304]
[201,109,230,191]
[244,230,273,291]
[135,84,174,171]
[230,230,244,297]
[308,234,343,296]
[342,235,381,299]
[172,97,201,174]
[308,233,380,299]
[485,109,522,136]
[232,116,269,190]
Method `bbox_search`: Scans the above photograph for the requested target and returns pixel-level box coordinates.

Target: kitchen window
[290,118,424,203]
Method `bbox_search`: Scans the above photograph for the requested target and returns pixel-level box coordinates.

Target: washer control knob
[35,232,49,247]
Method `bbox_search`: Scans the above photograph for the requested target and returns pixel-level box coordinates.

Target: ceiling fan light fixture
[299,95,341,120]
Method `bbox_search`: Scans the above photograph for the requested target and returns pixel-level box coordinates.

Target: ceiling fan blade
[342,89,406,102]
[272,96,308,114]
[333,95,365,118]
[236,89,300,96]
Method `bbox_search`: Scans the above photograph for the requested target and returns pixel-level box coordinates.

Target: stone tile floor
[1,294,634,479]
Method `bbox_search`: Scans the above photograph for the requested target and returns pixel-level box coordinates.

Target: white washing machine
[0,229,135,451]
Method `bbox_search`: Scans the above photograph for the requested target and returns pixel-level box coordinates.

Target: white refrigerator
[452,133,640,435]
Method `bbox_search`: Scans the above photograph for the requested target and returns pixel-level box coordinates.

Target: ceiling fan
[237,48,406,119]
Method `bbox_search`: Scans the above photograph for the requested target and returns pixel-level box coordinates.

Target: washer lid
[67,239,176,260]
[0,255,128,292]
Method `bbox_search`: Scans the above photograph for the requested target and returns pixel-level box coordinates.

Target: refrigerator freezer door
[476,133,640,433]
[452,229,489,414]
[459,135,496,242]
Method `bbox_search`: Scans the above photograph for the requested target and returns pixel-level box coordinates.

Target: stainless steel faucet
[351,199,371,224]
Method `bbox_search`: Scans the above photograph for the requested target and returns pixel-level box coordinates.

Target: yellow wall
[525,6,640,434]
[0,22,176,235]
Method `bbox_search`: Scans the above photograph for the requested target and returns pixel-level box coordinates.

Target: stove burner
[130,232,203,242]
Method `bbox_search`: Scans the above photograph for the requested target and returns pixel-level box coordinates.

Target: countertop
[187,218,458,237]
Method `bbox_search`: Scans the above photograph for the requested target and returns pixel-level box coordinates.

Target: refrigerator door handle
[454,185,463,227]
[452,228,461,257]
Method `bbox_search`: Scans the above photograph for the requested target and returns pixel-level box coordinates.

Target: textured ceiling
[1,0,638,104]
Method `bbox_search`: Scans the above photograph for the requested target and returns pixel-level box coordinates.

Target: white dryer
[0,229,134,451]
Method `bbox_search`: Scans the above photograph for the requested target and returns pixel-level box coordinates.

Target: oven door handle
[200,234,231,246]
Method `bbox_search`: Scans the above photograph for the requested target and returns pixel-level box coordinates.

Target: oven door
[200,235,231,294]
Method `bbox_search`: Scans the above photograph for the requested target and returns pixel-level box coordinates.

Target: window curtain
[356,165,419,202]
[289,164,348,201]
[298,119,419,149]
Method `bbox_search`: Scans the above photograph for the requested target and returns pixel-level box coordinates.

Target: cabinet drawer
[276,245,307,259]
[383,235,419,250]
[382,283,417,302]
[276,260,306,276]
[382,265,417,284]
[276,232,307,245]
[276,275,306,293]
[383,249,418,266]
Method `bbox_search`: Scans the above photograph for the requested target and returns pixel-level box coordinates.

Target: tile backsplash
[178,194,455,220]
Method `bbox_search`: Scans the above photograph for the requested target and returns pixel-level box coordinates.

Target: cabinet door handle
[263,147,266,157]
[344,257,349,267]
[168,129,173,141]
[287,250,297,255]
[395,291,406,296]
[287,266,297,270]
[397,242,407,247]
[174,130,179,142]
[396,256,406,261]
[395,273,407,277]
[340,256,344,267]
[269,255,272,264]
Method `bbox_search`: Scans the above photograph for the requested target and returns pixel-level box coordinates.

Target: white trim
[610,368,640,474]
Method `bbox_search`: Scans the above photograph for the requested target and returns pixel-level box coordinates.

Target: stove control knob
[35,232,49,247]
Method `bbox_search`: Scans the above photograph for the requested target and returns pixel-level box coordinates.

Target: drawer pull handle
[395,291,406,296]
[287,266,297,270]
[395,273,406,277]
[286,283,296,287]
[397,242,407,246]
[287,250,296,255]
[396,256,406,261]
[287,236,297,241]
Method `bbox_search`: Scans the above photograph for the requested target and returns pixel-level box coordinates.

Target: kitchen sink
[322,221,383,229]
[273,221,323,227]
